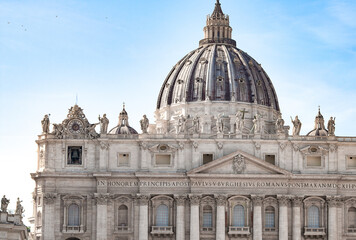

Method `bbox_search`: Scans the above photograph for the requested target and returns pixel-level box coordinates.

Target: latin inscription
[97,180,356,190]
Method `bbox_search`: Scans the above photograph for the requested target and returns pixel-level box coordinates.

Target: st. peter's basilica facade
[30,1,356,240]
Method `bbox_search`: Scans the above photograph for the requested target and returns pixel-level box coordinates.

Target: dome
[109,104,138,135]
[307,107,328,137]
[157,1,279,111]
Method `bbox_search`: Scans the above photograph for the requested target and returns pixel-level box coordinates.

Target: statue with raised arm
[41,114,50,134]
[98,114,109,134]
[1,195,9,212]
[291,115,302,136]
[15,197,24,215]
[327,117,336,136]
[140,115,150,134]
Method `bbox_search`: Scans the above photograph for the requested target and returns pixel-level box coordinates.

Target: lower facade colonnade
[61,193,351,239]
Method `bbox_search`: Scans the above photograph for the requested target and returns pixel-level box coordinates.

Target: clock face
[67,119,84,134]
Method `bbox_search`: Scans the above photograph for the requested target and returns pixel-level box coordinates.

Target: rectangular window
[118,153,130,167]
[155,154,171,166]
[347,156,356,168]
[306,156,322,167]
[265,155,275,165]
[203,154,213,164]
[67,146,82,165]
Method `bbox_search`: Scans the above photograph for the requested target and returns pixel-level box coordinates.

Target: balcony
[63,225,84,233]
[264,227,276,232]
[348,227,356,233]
[201,227,214,232]
[117,225,129,231]
[151,226,173,236]
[304,227,326,238]
[228,226,251,237]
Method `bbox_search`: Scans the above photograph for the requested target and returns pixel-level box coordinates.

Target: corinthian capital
[43,193,57,204]
[174,195,187,206]
[215,195,227,206]
[327,196,341,208]
[137,194,150,206]
[189,194,201,206]
[278,195,290,206]
[291,196,304,207]
[94,193,109,205]
[251,195,264,206]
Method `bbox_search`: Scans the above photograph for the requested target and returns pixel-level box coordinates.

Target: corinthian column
[215,195,227,240]
[292,197,303,240]
[175,195,187,240]
[252,195,263,240]
[189,195,201,240]
[94,193,109,240]
[327,196,339,240]
[43,193,56,239]
[278,196,290,240]
[138,195,150,240]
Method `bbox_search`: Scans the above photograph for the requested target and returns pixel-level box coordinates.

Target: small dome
[307,107,328,136]
[109,104,138,135]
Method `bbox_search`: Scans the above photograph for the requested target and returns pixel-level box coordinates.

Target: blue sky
[1,0,356,223]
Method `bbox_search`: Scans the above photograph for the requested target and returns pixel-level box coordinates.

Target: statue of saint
[15,197,24,216]
[1,195,9,212]
[41,114,50,134]
[275,113,285,133]
[177,115,186,134]
[250,115,259,134]
[216,114,224,133]
[140,115,150,134]
[291,116,302,136]
[327,117,336,136]
[192,116,200,133]
[235,112,243,133]
[98,114,109,134]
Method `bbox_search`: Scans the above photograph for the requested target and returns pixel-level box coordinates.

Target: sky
[0,0,356,225]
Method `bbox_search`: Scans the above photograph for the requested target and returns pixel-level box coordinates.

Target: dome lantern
[200,0,235,46]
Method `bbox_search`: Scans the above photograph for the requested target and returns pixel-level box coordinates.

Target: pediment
[188,150,291,176]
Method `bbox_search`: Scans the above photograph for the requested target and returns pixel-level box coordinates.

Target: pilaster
[251,195,263,240]
[215,195,227,240]
[189,195,201,240]
[138,195,149,240]
[278,195,290,240]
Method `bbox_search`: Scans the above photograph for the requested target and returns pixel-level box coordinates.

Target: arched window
[156,204,169,226]
[348,207,356,228]
[307,206,319,228]
[68,204,80,226]
[265,206,275,228]
[118,205,128,226]
[203,205,213,227]
[233,205,245,227]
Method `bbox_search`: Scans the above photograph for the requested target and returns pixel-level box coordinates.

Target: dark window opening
[68,146,82,165]
[203,154,214,164]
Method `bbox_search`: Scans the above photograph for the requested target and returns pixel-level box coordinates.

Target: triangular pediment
[188,150,291,176]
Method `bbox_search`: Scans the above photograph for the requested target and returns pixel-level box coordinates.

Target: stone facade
[0,212,28,240]
[31,1,356,240]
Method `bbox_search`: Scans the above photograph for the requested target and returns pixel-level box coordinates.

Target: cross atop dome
[199,0,236,46]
